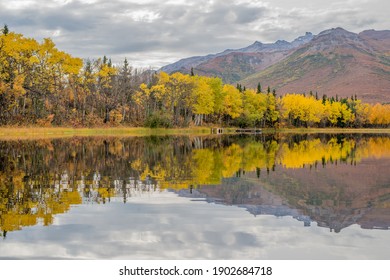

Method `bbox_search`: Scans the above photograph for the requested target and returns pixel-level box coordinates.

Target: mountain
[177,156,390,233]
[160,32,314,82]
[161,28,390,103]
[241,27,390,103]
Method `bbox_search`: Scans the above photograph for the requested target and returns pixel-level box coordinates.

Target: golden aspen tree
[192,76,214,126]
[222,84,243,120]
[242,88,267,127]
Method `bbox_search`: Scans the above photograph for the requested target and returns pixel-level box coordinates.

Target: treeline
[280,93,390,128]
[0,27,154,126]
[1,27,389,128]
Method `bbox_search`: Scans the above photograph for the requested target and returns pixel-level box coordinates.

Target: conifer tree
[2,24,8,35]
[257,82,262,93]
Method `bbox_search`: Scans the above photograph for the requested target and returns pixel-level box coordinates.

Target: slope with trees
[0,26,389,128]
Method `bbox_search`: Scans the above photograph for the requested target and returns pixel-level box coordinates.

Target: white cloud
[6,0,35,9]
[0,0,388,68]
[124,9,160,22]
[0,191,389,259]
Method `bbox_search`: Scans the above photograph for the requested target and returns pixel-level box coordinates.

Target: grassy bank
[0,126,389,140]
[0,126,212,140]
[262,127,390,134]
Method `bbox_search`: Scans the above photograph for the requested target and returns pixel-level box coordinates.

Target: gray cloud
[0,191,389,259]
[0,0,389,68]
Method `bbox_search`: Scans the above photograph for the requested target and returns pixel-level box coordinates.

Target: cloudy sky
[1,191,389,259]
[1,0,389,68]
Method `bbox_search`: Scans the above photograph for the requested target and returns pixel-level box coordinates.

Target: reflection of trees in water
[0,134,389,234]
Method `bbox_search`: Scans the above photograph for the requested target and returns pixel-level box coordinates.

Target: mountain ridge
[160,27,390,103]
[160,31,314,74]
[241,27,390,103]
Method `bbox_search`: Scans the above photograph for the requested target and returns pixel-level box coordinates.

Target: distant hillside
[161,28,390,103]
[241,28,390,103]
[160,32,314,82]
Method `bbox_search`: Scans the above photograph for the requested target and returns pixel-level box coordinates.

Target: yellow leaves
[242,89,266,124]
[150,84,166,100]
[28,54,39,65]
[139,83,150,94]
[130,159,143,171]
[221,144,242,178]
[40,38,56,53]
[63,56,83,76]
[356,137,390,159]
[192,149,216,184]
[150,164,166,181]
[94,59,117,92]
[323,101,338,125]
[208,77,224,114]
[355,101,370,125]
[307,98,324,123]
[279,139,323,168]
[97,187,113,199]
[282,94,323,125]
[0,80,6,93]
[98,63,117,78]
[281,93,300,119]
[324,101,354,126]
[158,71,170,84]
[12,74,26,97]
[369,103,390,126]
[61,190,83,206]
[192,76,214,115]
[109,109,123,125]
[1,213,27,231]
[168,72,194,107]
[241,141,273,171]
[130,72,388,128]
[278,138,357,168]
[1,32,29,60]
[133,83,150,107]
[281,94,359,127]
[108,139,124,155]
[222,84,243,119]
[0,31,86,124]
[280,94,390,127]
[0,185,83,232]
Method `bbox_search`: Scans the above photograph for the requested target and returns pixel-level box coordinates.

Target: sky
[1,0,389,68]
[1,191,389,259]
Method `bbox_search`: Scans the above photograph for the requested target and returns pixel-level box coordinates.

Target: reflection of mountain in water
[176,161,390,233]
[177,179,313,226]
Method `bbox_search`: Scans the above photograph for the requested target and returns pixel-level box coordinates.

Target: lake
[0,133,389,259]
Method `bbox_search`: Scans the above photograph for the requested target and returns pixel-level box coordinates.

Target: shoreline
[0,126,389,140]
[0,126,212,140]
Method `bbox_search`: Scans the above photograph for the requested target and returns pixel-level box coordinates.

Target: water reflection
[0,134,390,238]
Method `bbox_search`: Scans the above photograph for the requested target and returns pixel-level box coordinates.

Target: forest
[1,27,389,128]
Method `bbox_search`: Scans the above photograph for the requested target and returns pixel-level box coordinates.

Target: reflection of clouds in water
[0,191,389,259]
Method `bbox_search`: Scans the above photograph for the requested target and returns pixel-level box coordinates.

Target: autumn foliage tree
[0,28,389,128]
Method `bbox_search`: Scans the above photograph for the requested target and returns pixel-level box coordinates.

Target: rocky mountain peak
[160,28,390,104]
[291,32,314,47]
[306,27,367,52]
[316,27,358,40]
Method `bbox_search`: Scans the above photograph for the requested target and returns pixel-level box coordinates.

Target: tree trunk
[104,106,110,123]
[194,114,203,126]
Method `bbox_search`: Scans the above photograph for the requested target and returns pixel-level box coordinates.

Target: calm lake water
[0,133,389,259]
